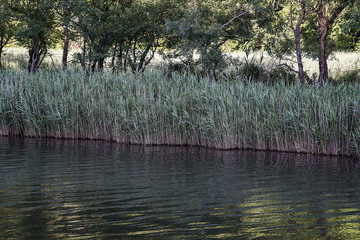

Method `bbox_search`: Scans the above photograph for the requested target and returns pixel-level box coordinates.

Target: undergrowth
[0,69,359,156]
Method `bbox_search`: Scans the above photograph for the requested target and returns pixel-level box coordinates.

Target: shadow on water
[0,137,359,239]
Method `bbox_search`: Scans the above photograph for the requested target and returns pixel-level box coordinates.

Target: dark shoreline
[1,134,359,160]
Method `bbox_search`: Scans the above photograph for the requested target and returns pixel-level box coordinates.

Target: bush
[331,70,360,84]
[267,66,297,85]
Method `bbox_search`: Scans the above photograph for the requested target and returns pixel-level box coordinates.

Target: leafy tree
[70,0,119,72]
[121,0,188,73]
[0,0,16,70]
[315,0,356,84]
[119,0,161,73]
[260,0,313,84]
[342,2,360,50]
[11,0,57,73]
[259,0,356,85]
[166,10,225,78]
[1,0,358,78]
[166,0,251,79]
[330,3,360,50]
[54,0,78,70]
[287,1,309,84]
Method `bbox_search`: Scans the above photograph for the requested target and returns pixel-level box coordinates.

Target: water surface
[0,137,359,239]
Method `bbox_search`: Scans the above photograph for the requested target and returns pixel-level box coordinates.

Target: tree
[71,0,144,72]
[329,3,360,50]
[120,0,161,73]
[108,0,187,73]
[166,0,251,79]
[54,0,77,70]
[11,0,57,73]
[276,0,314,84]
[288,1,312,84]
[166,10,226,78]
[342,2,360,50]
[0,0,15,71]
[315,0,356,84]
[258,0,356,85]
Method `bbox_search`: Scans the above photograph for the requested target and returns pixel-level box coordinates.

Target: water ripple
[0,138,359,239]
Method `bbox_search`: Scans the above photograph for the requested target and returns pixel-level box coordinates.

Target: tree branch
[327,4,347,31]
[277,63,299,73]
[220,10,248,30]
[48,53,59,72]
[297,1,306,29]
[289,1,295,31]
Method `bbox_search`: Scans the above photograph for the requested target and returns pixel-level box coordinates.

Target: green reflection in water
[0,138,360,239]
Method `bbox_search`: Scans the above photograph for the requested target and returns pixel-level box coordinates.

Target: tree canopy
[0,0,359,83]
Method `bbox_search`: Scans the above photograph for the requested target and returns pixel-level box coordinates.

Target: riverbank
[0,70,359,156]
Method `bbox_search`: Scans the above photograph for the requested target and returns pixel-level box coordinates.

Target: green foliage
[164,0,255,78]
[267,66,297,85]
[72,0,118,71]
[0,0,17,70]
[166,10,226,78]
[339,3,360,50]
[1,0,360,158]
[1,0,360,79]
[223,53,296,84]
[10,0,58,73]
[0,69,359,156]
[331,70,360,84]
[238,52,264,81]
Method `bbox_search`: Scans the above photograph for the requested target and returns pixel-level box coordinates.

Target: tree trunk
[0,47,3,71]
[123,47,129,72]
[118,45,123,72]
[111,43,117,73]
[212,68,217,81]
[137,43,152,72]
[318,44,328,85]
[0,35,4,71]
[317,1,328,85]
[294,30,305,84]
[97,58,104,71]
[62,25,69,70]
[81,37,86,70]
[293,1,306,84]
[28,48,39,74]
[38,48,47,68]
[91,62,96,72]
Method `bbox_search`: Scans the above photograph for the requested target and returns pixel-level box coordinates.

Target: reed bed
[0,70,359,156]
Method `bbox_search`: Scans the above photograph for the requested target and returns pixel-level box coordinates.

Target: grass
[0,69,359,157]
[3,47,360,78]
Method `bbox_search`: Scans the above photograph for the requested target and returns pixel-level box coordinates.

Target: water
[0,137,359,239]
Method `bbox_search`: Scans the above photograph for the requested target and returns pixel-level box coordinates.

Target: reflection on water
[0,137,359,239]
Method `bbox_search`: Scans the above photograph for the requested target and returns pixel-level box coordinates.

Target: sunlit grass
[3,48,360,78]
[1,47,79,70]
[0,69,359,156]
[230,51,360,78]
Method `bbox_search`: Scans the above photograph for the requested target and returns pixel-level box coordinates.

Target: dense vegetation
[0,70,359,156]
[0,0,360,83]
[1,0,360,156]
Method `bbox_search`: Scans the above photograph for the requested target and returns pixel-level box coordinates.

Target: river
[0,137,359,239]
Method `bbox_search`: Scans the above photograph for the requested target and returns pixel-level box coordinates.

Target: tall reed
[0,69,359,156]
